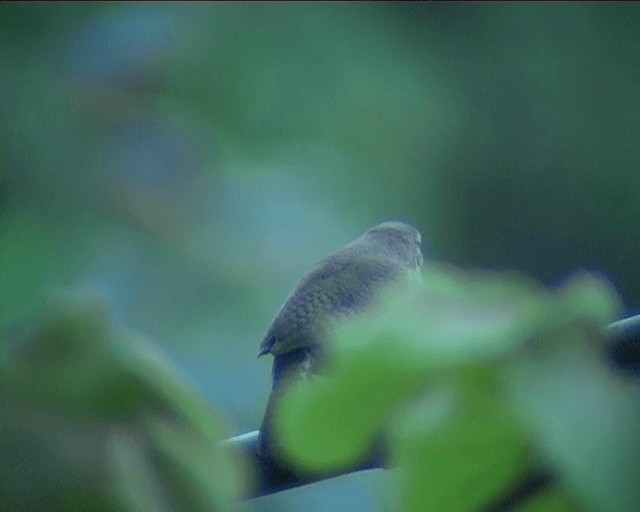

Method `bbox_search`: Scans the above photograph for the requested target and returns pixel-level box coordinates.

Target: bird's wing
[260,256,405,357]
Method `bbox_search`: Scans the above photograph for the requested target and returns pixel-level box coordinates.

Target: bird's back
[259,251,406,358]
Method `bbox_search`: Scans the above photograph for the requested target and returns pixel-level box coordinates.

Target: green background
[3,3,640,511]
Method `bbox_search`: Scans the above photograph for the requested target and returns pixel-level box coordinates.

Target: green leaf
[516,488,579,512]
[277,266,625,511]
[391,374,528,512]
[2,294,247,511]
[106,430,173,512]
[277,337,428,472]
[277,265,552,471]
[509,342,640,512]
[146,418,248,512]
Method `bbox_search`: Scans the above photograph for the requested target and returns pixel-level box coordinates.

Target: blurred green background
[2,3,640,511]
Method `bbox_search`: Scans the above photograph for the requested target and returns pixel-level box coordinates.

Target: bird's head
[359,221,423,269]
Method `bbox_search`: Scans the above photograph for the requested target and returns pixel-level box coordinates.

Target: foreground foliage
[276,265,639,512]
[2,294,249,512]
[3,265,638,512]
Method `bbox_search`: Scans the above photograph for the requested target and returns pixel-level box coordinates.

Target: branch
[223,430,385,499]
[606,313,640,377]
[223,314,640,503]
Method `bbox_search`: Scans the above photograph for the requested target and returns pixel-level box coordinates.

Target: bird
[257,221,423,461]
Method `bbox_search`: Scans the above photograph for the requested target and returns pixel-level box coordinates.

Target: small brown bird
[258,221,423,459]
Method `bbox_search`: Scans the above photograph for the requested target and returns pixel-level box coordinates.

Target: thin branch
[223,430,384,500]
[606,313,640,377]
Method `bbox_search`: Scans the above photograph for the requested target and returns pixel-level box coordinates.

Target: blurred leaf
[115,330,227,442]
[509,341,640,512]
[2,293,247,511]
[3,291,150,419]
[106,430,173,512]
[277,265,624,511]
[277,265,549,470]
[516,487,578,512]
[391,373,528,512]
[146,418,248,512]
[277,337,429,472]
